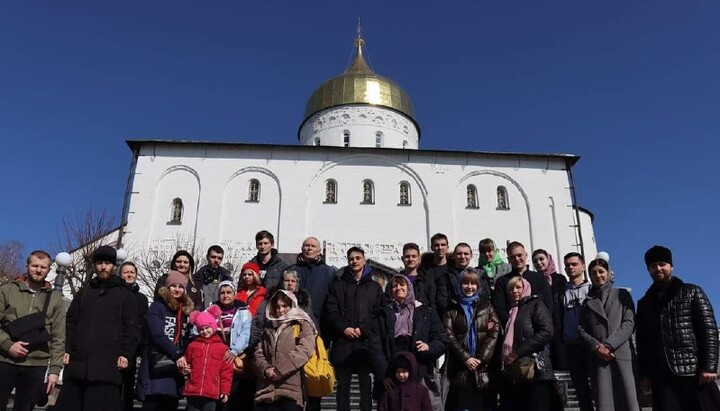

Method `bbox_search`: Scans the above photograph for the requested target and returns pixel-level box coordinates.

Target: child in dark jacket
[379,352,432,411]
[184,307,234,411]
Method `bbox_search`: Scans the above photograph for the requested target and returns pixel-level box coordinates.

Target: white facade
[119,142,596,270]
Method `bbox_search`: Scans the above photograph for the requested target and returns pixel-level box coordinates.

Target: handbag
[474,366,490,389]
[3,291,53,351]
[148,309,182,378]
[532,346,556,381]
[503,355,536,381]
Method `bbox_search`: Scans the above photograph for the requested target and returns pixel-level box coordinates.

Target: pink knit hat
[190,305,221,332]
[165,270,188,288]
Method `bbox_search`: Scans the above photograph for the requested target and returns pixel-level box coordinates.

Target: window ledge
[466,206,479,210]
[167,221,182,226]
[323,201,337,204]
[360,202,375,205]
[397,203,412,207]
[245,200,260,203]
[496,207,510,211]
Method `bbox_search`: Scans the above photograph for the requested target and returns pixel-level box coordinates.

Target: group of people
[0,231,718,411]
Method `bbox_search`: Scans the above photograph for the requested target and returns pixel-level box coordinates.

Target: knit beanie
[644,245,673,267]
[190,308,219,332]
[92,245,117,264]
[241,262,261,276]
[217,280,236,295]
[165,270,188,288]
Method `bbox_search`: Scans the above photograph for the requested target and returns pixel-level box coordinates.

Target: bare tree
[0,240,24,285]
[55,207,118,295]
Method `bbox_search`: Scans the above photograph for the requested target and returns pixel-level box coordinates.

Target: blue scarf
[459,292,480,355]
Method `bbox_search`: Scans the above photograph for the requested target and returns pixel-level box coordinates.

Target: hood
[389,351,419,382]
[255,249,283,269]
[388,274,416,307]
[265,289,316,332]
[339,264,372,284]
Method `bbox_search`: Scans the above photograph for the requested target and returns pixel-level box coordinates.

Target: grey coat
[578,284,640,411]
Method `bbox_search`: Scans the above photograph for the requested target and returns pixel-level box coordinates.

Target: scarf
[458,291,480,355]
[534,253,557,286]
[391,275,416,338]
[265,290,317,338]
[477,247,506,279]
[202,266,221,285]
[502,278,531,365]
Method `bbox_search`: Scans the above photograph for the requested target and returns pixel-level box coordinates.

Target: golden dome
[302,34,416,122]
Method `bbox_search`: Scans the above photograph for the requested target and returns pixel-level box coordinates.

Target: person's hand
[265,367,275,379]
[699,372,717,384]
[343,327,356,339]
[117,356,129,370]
[383,376,396,391]
[46,373,59,394]
[223,350,236,363]
[176,356,189,374]
[596,344,615,362]
[504,352,517,365]
[63,353,70,365]
[641,377,651,392]
[465,357,481,371]
[415,341,429,352]
[220,394,229,403]
[269,368,282,381]
[353,327,362,337]
[8,341,29,358]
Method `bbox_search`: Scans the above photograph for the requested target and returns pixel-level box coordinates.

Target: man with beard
[0,250,66,411]
[56,246,139,411]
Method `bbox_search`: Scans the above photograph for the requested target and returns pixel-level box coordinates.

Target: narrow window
[343,130,350,147]
[497,186,509,209]
[170,198,183,223]
[247,179,260,202]
[314,137,321,146]
[325,179,337,204]
[399,182,411,205]
[402,140,408,149]
[466,185,478,209]
[362,179,374,204]
[375,131,383,148]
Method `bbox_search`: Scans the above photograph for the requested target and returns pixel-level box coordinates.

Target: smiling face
[199,325,214,338]
[174,255,191,275]
[26,255,51,284]
[275,299,290,317]
[508,246,527,271]
[391,278,408,303]
[532,253,549,272]
[120,264,137,284]
[589,265,610,287]
[482,246,495,262]
[648,261,673,283]
[461,280,478,297]
[347,251,366,275]
[454,246,473,269]
[509,281,524,303]
[169,283,186,299]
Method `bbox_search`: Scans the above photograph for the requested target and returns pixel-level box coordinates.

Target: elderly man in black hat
[636,245,720,411]
[55,245,139,411]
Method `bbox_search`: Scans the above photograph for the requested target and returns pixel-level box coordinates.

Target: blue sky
[1,1,718,310]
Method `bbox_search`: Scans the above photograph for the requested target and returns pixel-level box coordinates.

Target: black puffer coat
[636,277,719,377]
[506,295,553,358]
[407,267,437,311]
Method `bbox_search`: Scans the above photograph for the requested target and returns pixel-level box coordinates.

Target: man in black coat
[56,246,139,411]
[192,244,232,310]
[436,243,490,315]
[636,245,720,411]
[398,243,436,311]
[324,247,385,411]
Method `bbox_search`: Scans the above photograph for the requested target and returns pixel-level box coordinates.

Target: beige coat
[253,318,317,407]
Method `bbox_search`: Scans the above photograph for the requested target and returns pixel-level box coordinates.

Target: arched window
[325,179,337,204]
[399,181,411,205]
[343,130,350,147]
[247,179,260,202]
[362,179,374,204]
[497,186,509,209]
[314,137,321,146]
[169,198,183,223]
[375,131,383,148]
[466,185,478,209]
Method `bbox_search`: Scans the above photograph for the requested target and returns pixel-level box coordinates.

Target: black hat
[92,245,117,264]
[390,354,412,372]
[644,245,672,267]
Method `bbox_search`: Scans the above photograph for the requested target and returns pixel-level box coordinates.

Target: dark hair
[170,250,195,273]
[27,250,52,264]
[507,241,525,254]
[430,233,448,245]
[460,268,480,285]
[119,261,137,272]
[454,242,472,253]
[532,249,549,259]
[269,291,294,311]
[563,252,585,264]
[478,238,495,251]
[255,230,275,245]
[207,245,224,257]
[346,246,365,258]
[402,243,420,254]
[588,258,609,272]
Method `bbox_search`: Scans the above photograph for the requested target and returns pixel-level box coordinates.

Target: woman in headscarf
[531,249,568,370]
[500,276,559,411]
[578,259,641,411]
[253,290,317,411]
[377,275,446,408]
[476,239,512,292]
[153,251,202,309]
[442,268,500,411]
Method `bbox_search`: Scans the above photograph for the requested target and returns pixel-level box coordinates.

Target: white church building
[115,34,597,270]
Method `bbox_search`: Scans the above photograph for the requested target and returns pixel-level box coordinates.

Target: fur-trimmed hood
[158,286,194,315]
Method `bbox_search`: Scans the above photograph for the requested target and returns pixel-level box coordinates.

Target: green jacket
[0,277,66,374]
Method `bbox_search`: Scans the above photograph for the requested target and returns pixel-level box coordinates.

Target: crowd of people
[0,231,718,411]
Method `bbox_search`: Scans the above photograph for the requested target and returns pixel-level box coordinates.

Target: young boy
[379,352,431,411]
[184,307,233,411]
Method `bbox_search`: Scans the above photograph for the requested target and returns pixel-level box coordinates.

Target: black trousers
[187,396,218,411]
[140,394,180,411]
[55,380,121,411]
[256,398,301,411]
[120,356,139,411]
[0,362,47,411]
[565,342,594,411]
[335,364,372,411]
[651,373,720,411]
[223,375,255,411]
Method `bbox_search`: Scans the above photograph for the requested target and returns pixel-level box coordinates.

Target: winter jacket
[191,265,232,311]
[400,267,436,311]
[154,272,203,310]
[208,301,251,356]
[578,284,640,411]
[492,269,553,326]
[376,302,446,380]
[0,277,66,374]
[64,275,139,385]
[324,266,385,365]
[253,319,316,408]
[183,333,233,400]
[127,282,149,351]
[249,288,314,354]
[135,288,194,400]
[506,295,553,359]
[289,254,337,329]
[636,276,719,378]
[436,265,491,316]
[442,297,500,388]
[253,249,289,289]
[237,286,266,317]
[379,352,432,411]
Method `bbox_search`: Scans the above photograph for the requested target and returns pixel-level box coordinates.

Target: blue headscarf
[458,288,480,355]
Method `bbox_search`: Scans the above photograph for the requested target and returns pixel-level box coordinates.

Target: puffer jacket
[442,297,500,387]
[507,295,553,358]
[636,277,718,377]
[379,352,432,411]
[183,333,233,399]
